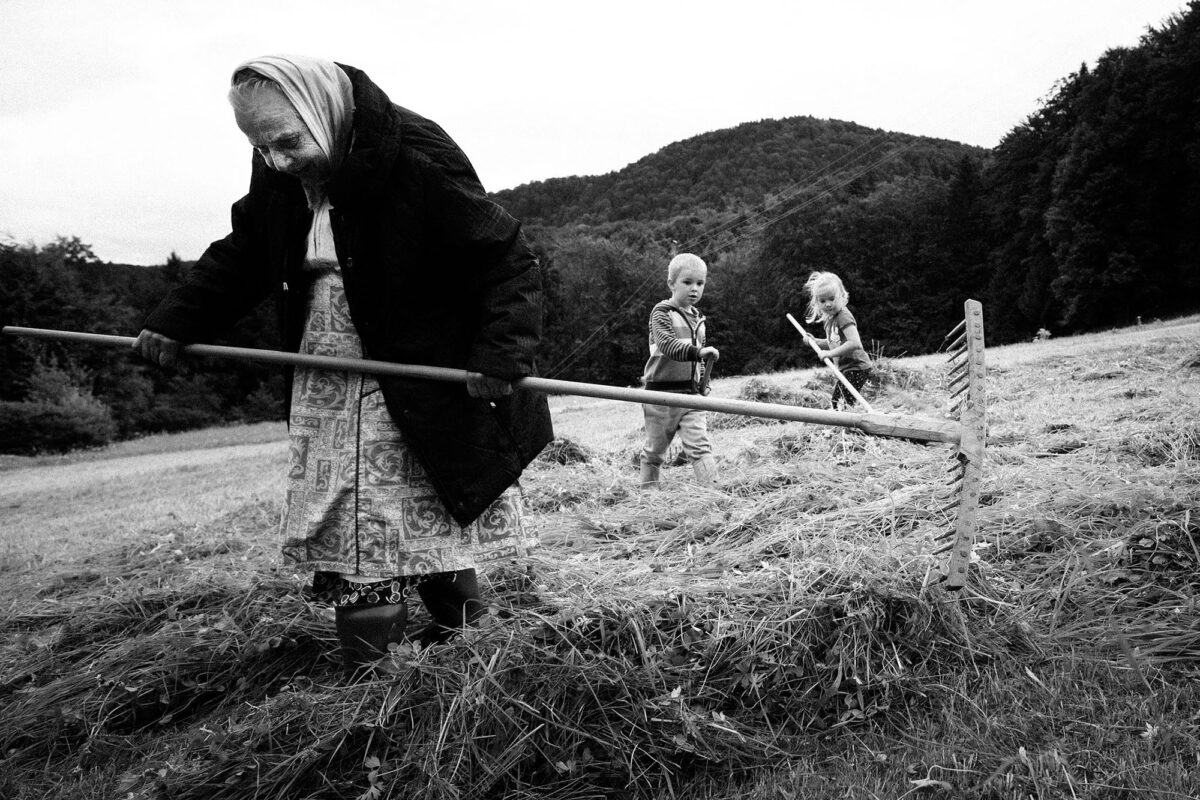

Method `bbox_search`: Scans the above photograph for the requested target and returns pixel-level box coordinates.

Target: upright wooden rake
[933,300,987,588]
[2,300,986,587]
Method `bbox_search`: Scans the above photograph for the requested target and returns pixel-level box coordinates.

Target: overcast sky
[0,0,1186,266]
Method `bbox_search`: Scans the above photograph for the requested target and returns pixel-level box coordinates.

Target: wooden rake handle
[1,326,961,445]
[697,353,716,396]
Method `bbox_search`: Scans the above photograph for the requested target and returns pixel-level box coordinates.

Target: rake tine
[947,370,969,389]
[943,462,964,484]
[934,525,959,541]
[941,319,966,345]
[937,500,961,516]
[932,541,956,554]
[944,333,967,354]
[950,382,970,400]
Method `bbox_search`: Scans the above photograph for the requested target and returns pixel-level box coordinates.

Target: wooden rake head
[932,300,987,589]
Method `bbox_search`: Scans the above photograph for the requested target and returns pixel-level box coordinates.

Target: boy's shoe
[639,463,661,489]
[692,455,718,486]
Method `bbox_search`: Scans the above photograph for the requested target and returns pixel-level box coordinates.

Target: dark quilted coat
[144,63,553,525]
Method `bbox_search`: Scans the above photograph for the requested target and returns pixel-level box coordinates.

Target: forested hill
[492,117,983,227]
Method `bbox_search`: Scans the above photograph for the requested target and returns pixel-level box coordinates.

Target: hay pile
[2,426,1034,800]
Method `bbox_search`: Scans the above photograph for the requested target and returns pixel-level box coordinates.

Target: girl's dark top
[823,308,872,372]
[143,63,553,525]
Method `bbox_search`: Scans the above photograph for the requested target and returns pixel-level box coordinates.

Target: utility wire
[544,135,922,378]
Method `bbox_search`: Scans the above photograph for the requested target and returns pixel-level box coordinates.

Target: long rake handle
[785,313,874,412]
[1,326,961,445]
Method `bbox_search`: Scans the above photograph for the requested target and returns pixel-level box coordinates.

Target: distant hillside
[492,116,985,227]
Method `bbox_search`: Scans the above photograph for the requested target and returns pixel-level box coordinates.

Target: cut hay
[1,461,1034,799]
[0,563,332,761]
[709,378,830,430]
[4,318,1200,799]
[536,437,595,466]
[12,531,1025,800]
[869,355,927,393]
[1114,419,1200,466]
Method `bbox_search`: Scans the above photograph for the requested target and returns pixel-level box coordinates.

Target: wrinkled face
[816,286,844,317]
[669,264,707,309]
[234,87,329,185]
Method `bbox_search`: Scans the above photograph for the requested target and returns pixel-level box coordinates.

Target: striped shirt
[642,301,707,391]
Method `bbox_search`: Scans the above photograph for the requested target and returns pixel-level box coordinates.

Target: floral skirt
[278,267,528,580]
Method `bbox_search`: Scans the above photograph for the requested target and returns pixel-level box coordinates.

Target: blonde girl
[803,271,873,409]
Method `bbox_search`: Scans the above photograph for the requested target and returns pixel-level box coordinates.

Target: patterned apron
[278,202,527,579]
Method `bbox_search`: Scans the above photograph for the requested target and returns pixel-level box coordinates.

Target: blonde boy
[638,253,720,488]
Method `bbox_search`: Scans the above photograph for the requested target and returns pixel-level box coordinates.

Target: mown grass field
[1,316,1198,799]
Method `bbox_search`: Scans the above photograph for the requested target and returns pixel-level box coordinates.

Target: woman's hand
[699,346,720,361]
[465,372,515,400]
[133,329,181,368]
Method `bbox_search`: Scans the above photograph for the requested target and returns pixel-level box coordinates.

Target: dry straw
[4,324,1198,799]
[2,421,1033,799]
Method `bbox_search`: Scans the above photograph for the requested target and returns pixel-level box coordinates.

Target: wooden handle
[2,325,959,444]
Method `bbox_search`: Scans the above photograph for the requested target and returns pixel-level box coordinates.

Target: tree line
[2,2,1197,453]
[0,240,283,453]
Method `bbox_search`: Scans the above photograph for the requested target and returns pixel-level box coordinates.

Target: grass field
[1,315,1198,799]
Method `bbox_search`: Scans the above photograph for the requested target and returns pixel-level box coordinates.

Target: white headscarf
[232,54,355,181]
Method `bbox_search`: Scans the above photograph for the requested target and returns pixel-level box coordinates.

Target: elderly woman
[134,55,553,676]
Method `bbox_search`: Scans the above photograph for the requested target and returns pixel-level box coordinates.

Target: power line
[683,134,898,255]
[543,135,922,377]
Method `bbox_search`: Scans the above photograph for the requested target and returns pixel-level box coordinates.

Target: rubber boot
[334,601,408,678]
[415,569,486,646]
[692,454,719,486]
[639,462,661,490]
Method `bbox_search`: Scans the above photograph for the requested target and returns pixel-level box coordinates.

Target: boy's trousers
[640,403,712,465]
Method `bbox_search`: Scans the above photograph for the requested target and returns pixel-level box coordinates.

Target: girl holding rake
[803,271,873,410]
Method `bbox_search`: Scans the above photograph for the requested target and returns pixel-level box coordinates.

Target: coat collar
[327,63,401,208]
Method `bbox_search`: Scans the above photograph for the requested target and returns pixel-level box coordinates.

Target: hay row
[2,497,1032,799]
